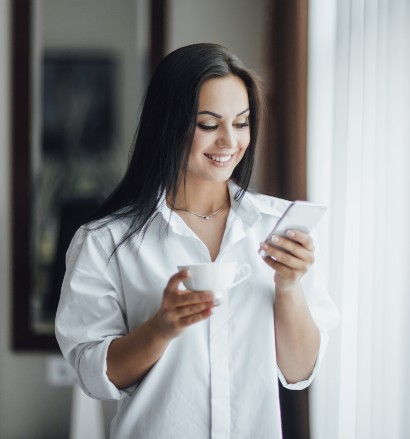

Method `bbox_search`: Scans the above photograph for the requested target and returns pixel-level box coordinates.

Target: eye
[197,123,218,131]
[234,121,249,129]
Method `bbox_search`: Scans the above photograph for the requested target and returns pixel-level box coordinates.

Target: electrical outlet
[46,355,76,387]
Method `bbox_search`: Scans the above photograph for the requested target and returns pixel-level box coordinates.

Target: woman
[56,43,339,438]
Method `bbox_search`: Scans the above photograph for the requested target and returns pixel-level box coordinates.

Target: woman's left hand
[259,230,315,292]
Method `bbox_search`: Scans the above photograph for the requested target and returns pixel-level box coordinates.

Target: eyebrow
[197,108,250,119]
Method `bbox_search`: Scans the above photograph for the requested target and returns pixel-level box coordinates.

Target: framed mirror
[11,0,167,350]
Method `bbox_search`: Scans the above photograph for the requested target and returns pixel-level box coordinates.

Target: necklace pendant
[173,200,228,220]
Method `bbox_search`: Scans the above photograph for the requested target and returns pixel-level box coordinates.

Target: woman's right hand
[153,270,215,340]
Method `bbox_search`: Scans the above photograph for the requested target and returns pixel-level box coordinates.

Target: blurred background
[1,0,409,438]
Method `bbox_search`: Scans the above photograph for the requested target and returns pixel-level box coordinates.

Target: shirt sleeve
[277,231,340,390]
[55,226,136,400]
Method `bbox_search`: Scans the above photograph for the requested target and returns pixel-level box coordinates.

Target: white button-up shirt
[56,182,340,439]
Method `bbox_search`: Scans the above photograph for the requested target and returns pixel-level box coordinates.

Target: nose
[216,125,237,150]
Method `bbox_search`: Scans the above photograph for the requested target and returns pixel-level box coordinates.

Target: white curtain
[307,1,410,438]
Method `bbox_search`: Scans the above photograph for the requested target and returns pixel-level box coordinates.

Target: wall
[167,0,268,82]
[1,1,72,438]
[0,0,72,433]
[0,0,268,437]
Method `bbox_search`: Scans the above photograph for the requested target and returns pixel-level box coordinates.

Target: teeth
[206,154,233,163]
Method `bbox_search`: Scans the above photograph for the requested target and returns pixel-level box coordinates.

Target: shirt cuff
[76,336,138,400]
[277,329,329,390]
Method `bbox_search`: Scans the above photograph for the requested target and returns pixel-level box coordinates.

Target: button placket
[209,284,231,439]
[208,217,249,438]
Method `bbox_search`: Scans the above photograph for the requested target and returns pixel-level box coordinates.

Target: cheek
[239,132,251,151]
[188,135,208,165]
[191,131,213,153]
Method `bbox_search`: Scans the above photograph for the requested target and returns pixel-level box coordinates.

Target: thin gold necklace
[173,200,229,220]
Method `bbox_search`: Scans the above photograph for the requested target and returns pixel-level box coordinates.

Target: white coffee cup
[177,261,251,300]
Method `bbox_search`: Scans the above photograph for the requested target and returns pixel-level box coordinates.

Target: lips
[204,153,235,163]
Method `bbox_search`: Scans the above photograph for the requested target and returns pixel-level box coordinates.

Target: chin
[210,172,234,183]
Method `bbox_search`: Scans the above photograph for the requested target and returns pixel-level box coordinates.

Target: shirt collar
[228,180,288,231]
[156,180,289,236]
[156,193,196,237]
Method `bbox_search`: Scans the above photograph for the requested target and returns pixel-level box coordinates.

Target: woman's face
[187,75,251,185]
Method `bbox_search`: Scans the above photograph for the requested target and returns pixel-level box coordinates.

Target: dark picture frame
[11,0,168,351]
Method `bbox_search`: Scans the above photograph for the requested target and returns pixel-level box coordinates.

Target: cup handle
[229,263,251,288]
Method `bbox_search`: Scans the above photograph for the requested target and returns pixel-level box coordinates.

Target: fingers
[157,270,216,339]
[179,306,213,326]
[272,230,315,253]
[259,230,315,285]
[165,270,214,307]
[164,269,190,296]
[285,230,315,252]
[262,233,314,265]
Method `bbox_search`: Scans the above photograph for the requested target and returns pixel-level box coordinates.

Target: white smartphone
[259,201,327,257]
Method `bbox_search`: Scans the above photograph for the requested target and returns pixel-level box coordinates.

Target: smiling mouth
[204,153,235,163]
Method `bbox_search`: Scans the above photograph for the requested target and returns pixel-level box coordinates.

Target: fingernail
[286,230,295,238]
[260,242,268,250]
[271,235,279,243]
